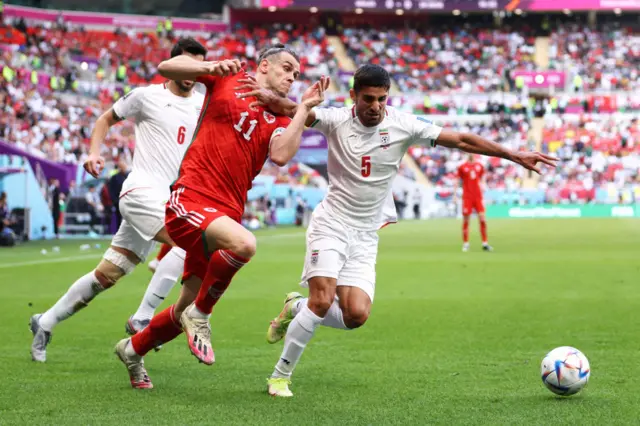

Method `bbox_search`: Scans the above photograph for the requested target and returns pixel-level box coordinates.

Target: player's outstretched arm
[236,77,331,127]
[83,107,122,178]
[436,130,558,174]
[157,56,243,81]
[269,77,329,165]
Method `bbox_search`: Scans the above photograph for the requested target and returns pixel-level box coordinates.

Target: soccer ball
[541,346,590,396]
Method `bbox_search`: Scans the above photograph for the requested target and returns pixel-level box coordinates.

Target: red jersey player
[114,45,330,389]
[456,154,491,252]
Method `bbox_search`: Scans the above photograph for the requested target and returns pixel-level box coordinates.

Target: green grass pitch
[0,218,639,425]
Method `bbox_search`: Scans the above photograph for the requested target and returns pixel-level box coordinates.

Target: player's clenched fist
[83,153,105,178]
[208,59,244,76]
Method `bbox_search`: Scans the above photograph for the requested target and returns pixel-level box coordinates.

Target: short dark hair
[353,64,391,93]
[257,43,300,64]
[171,37,207,58]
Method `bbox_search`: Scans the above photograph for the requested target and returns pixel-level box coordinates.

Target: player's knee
[308,288,335,316]
[308,296,333,316]
[343,305,370,329]
[98,248,138,288]
[95,261,125,288]
[230,232,257,259]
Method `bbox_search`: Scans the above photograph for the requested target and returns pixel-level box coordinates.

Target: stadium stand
[341,25,537,93]
[1,5,638,236]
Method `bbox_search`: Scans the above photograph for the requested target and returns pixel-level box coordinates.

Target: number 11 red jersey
[174,72,291,219]
[457,161,484,201]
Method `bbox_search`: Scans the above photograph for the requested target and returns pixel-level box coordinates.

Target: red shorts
[165,186,240,281]
[462,197,485,216]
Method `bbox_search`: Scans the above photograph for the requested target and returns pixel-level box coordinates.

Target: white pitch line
[0,232,306,270]
[0,253,103,269]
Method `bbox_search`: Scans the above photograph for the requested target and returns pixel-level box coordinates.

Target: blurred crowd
[408,115,640,205]
[0,12,638,209]
[549,24,640,92]
[342,25,536,93]
[0,77,134,165]
[409,116,531,188]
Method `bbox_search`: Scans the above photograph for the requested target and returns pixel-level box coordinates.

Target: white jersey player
[242,64,558,397]
[30,38,207,363]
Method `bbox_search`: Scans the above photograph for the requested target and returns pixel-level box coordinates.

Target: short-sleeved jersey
[309,106,442,231]
[174,72,291,219]
[457,161,484,200]
[112,83,204,195]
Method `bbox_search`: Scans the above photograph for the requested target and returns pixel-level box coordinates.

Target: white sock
[292,298,349,330]
[188,303,211,319]
[132,247,185,322]
[272,303,323,379]
[291,297,306,317]
[321,300,349,330]
[124,339,141,359]
[39,271,104,332]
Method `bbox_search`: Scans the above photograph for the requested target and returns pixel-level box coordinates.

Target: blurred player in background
[243,64,557,397]
[113,45,330,389]
[457,154,491,252]
[30,38,207,363]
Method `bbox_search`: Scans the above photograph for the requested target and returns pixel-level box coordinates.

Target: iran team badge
[263,111,276,124]
[311,249,319,265]
[379,128,390,149]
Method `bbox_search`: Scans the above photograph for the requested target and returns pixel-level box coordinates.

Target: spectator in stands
[295,197,306,227]
[49,179,62,238]
[412,188,422,219]
[100,181,113,234]
[0,190,17,246]
[107,158,129,229]
[84,185,102,233]
[67,180,81,198]
[0,191,9,232]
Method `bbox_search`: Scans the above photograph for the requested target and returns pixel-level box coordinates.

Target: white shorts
[301,208,379,302]
[112,186,167,262]
[111,220,157,262]
[119,186,167,241]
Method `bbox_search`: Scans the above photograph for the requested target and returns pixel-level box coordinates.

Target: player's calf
[31,247,139,362]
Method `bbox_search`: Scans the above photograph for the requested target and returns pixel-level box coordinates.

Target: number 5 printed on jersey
[361,156,371,178]
[234,111,258,141]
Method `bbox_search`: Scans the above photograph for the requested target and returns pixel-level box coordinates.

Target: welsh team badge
[263,111,276,124]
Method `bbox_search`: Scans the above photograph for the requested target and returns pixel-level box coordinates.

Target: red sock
[462,219,470,243]
[131,305,182,356]
[156,243,172,261]
[479,219,488,243]
[194,250,249,315]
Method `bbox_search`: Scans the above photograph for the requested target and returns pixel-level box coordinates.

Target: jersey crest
[263,111,276,124]
[379,128,390,150]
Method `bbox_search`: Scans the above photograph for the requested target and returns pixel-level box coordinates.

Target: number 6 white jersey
[112,83,204,195]
[308,106,442,231]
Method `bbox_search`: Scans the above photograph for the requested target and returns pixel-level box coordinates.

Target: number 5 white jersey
[308,106,442,231]
[112,83,204,195]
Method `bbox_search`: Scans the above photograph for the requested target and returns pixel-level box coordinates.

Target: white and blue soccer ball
[541,346,590,396]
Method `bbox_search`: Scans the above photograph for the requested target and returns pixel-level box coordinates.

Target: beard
[175,80,194,93]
